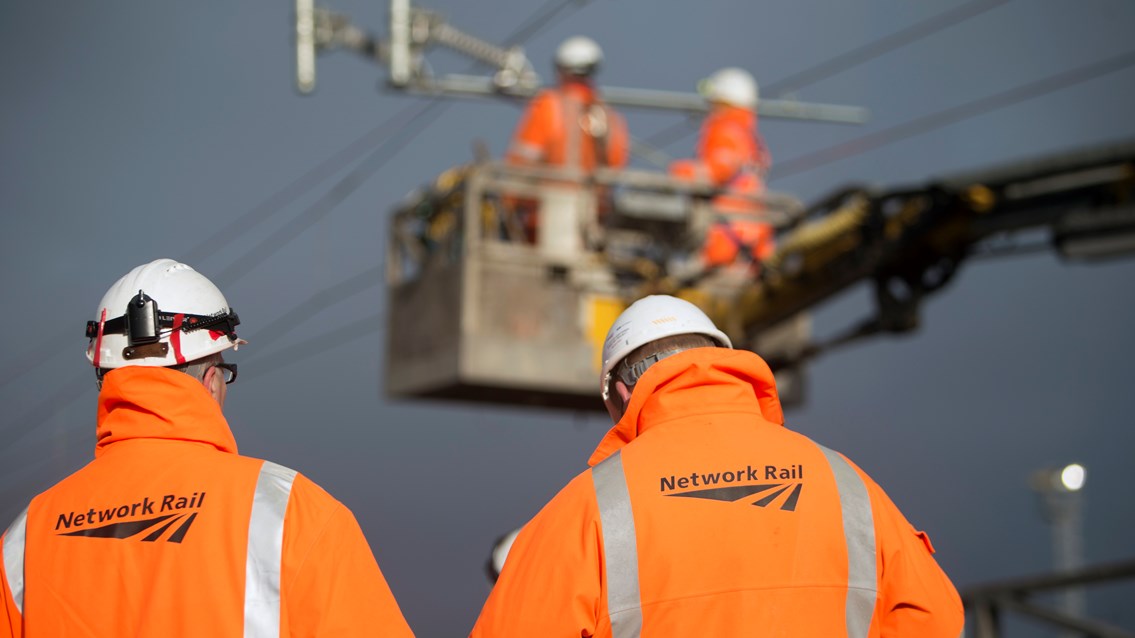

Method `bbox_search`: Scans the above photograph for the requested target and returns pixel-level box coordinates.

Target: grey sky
[2,1,1134,635]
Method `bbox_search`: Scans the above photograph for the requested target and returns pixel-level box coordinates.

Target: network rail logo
[660,464,804,512]
[53,491,207,543]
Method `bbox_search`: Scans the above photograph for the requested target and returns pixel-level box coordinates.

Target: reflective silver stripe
[563,94,582,169]
[817,445,878,638]
[591,451,643,638]
[509,142,543,161]
[245,461,297,638]
[2,507,28,615]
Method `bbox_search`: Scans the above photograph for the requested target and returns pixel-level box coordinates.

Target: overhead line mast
[294,0,869,125]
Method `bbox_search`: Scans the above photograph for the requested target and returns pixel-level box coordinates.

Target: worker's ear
[604,380,634,422]
[616,380,633,406]
[201,365,227,408]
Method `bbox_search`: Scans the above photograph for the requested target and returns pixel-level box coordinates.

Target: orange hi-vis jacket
[671,105,774,266]
[506,80,629,173]
[471,348,964,638]
[0,366,413,637]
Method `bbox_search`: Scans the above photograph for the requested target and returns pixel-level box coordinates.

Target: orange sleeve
[606,108,629,168]
[0,536,21,638]
[282,475,414,637]
[701,121,749,185]
[470,472,603,637]
[867,479,965,637]
[507,92,558,165]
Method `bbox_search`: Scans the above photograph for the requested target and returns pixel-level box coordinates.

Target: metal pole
[1047,489,1086,638]
[295,0,316,93]
[389,0,411,85]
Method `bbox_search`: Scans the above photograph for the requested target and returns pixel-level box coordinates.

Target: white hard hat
[699,67,759,109]
[85,259,244,370]
[600,295,731,404]
[554,36,603,77]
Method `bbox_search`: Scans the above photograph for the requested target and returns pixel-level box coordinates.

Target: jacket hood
[588,348,783,466]
[95,366,238,457]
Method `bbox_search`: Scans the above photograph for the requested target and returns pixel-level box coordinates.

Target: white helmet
[85,259,244,370]
[699,67,759,109]
[600,295,731,406]
[554,36,603,77]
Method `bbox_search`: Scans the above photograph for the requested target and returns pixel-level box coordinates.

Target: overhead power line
[245,265,382,347]
[763,0,1010,96]
[506,0,592,46]
[212,0,592,286]
[245,313,383,372]
[1,0,591,394]
[0,0,594,447]
[642,0,1008,150]
[0,329,71,391]
[183,0,587,268]
[641,115,701,151]
[771,49,1135,179]
[214,101,446,287]
[180,115,431,266]
[0,371,92,461]
[223,0,597,366]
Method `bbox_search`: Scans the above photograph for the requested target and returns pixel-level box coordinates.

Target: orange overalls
[507,80,629,172]
[472,348,964,637]
[506,80,629,242]
[671,105,775,268]
[0,367,413,637]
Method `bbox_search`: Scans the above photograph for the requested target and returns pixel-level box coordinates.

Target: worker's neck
[559,76,593,91]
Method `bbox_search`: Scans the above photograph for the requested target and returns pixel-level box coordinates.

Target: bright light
[1060,463,1086,491]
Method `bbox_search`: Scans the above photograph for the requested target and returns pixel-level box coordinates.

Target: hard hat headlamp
[86,290,242,361]
[125,291,161,346]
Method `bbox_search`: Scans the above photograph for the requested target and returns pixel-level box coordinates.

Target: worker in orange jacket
[505,36,629,244]
[507,36,629,174]
[471,295,964,637]
[0,259,413,637]
[671,67,775,268]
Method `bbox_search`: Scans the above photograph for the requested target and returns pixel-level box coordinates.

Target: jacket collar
[707,104,755,128]
[588,348,784,466]
[95,366,238,458]
[556,79,597,102]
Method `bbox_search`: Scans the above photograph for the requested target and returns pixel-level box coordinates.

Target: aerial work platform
[385,140,1135,411]
[384,162,806,410]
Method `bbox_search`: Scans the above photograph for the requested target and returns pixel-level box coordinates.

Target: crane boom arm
[724,139,1135,367]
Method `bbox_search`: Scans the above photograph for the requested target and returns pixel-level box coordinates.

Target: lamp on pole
[1030,463,1087,638]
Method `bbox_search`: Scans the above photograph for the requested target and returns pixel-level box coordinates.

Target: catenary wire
[212,101,446,287]
[505,0,592,46]
[0,0,593,454]
[237,52,1135,376]
[211,0,591,286]
[0,0,587,392]
[642,0,1009,150]
[762,0,1010,96]
[770,49,1135,179]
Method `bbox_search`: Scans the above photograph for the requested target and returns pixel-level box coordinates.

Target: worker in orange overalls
[508,36,629,173]
[671,67,775,269]
[472,295,964,637]
[0,259,414,637]
[505,36,629,243]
